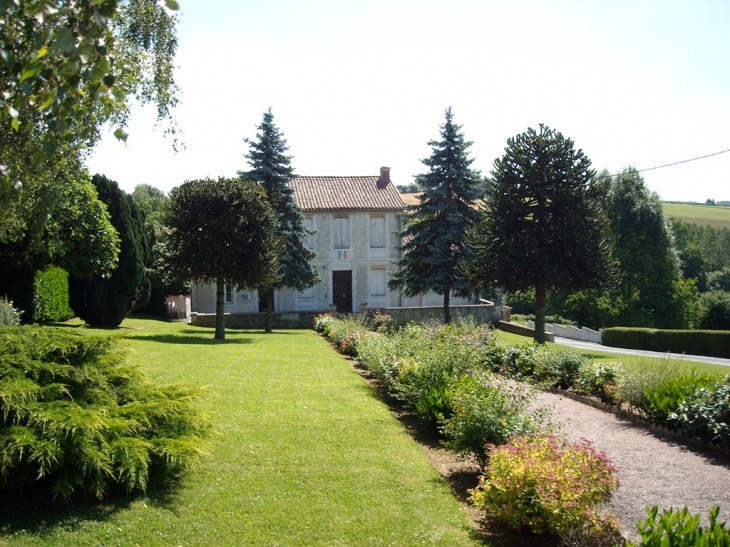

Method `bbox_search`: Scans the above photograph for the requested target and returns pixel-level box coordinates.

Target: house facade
[191,167,415,315]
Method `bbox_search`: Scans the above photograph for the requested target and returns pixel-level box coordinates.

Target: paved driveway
[553,336,730,368]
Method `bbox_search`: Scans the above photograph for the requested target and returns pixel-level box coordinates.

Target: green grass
[663,202,730,229]
[0,318,480,547]
[494,329,730,376]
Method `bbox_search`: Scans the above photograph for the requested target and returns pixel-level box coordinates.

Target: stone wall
[384,304,501,326]
[497,320,555,342]
[527,320,602,343]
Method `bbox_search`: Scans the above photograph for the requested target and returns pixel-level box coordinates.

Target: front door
[258,289,273,313]
[332,271,352,313]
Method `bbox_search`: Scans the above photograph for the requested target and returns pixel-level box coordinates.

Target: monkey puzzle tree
[162,178,283,340]
[240,109,320,332]
[468,125,615,343]
[389,107,483,324]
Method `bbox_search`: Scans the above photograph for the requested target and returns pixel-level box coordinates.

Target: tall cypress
[388,107,483,323]
[69,175,151,326]
[240,109,320,332]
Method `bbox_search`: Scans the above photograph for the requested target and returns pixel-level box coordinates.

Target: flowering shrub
[370,310,395,331]
[576,362,621,403]
[312,313,334,333]
[0,296,22,326]
[470,434,619,535]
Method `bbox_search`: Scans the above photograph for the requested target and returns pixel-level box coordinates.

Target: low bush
[559,513,625,547]
[669,378,730,447]
[616,357,682,415]
[500,343,549,380]
[0,326,212,501]
[0,297,22,326]
[312,312,334,333]
[576,362,621,403]
[534,350,588,390]
[630,505,730,547]
[321,313,371,356]
[643,371,718,425]
[470,434,619,535]
[439,373,547,466]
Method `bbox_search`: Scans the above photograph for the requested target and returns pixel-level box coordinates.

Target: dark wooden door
[332,271,352,313]
[258,289,273,313]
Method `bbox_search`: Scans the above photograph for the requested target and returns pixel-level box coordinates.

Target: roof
[289,176,406,212]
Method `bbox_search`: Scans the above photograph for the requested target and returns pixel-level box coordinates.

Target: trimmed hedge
[33,266,74,322]
[603,327,730,359]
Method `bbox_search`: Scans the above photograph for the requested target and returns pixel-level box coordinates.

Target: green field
[662,202,730,229]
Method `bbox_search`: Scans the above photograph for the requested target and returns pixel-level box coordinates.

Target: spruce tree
[240,109,320,332]
[69,175,151,326]
[388,107,483,323]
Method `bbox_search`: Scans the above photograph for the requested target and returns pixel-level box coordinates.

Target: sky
[87,0,730,202]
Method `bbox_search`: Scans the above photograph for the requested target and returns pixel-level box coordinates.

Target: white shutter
[370,217,385,248]
[334,217,349,249]
[303,217,314,249]
[370,268,386,296]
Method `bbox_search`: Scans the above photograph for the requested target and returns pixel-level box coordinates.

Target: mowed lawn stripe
[1,319,480,547]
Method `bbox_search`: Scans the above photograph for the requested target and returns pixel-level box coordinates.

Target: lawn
[662,202,730,229]
[0,318,480,547]
[495,329,730,376]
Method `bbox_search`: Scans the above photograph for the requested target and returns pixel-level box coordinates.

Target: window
[224,284,234,304]
[298,286,314,300]
[370,268,386,296]
[370,217,385,248]
[303,217,314,250]
[333,217,349,249]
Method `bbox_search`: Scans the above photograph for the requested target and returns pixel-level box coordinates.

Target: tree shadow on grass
[0,480,182,537]
[124,333,256,345]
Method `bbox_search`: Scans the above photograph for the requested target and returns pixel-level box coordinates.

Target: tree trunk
[265,288,274,333]
[534,283,546,344]
[215,278,225,340]
[444,289,451,324]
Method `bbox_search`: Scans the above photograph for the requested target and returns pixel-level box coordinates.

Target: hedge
[33,266,75,322]
[602,327,730,359]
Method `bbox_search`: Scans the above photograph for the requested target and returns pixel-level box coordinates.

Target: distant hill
[662,202,730,229]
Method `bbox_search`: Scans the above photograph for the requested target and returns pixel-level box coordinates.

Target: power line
[610,147,730,177]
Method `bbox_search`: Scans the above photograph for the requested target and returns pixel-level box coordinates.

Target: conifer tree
[389,108,483,323]
[468,125,615,343]
[240,109,320,332]
[69,175,151,326]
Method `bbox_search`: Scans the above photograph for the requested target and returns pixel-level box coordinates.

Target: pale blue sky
[88,0,730,201]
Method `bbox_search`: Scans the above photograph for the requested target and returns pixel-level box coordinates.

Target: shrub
[32,266,75,322]
[699,290,730,330]
[669,378,730,447]
[534,350,588,390]
[312,312,334,333]
[500,343,549,380]
[470,434,619,535]
[369,310,394,332]
[616,357,683,415]
[439,374,548,466]
[643,371,718,425]
[0,297,22,326]
[559,513,625,547]
[0,326,212,501]
[630,505,730,547]
[576,362,621,403]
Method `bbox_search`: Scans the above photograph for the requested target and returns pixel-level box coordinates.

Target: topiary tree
[162,177,283,339]
[69,175,151,326]
[389,107,483,324]
[239,109,320,332]
[468,125,615,343]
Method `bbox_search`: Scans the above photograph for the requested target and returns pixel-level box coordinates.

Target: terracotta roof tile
[289,176,406,212]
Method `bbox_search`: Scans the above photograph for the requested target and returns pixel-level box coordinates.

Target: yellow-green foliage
[470,434,619,535]
[0,326,212,501]
[630,505,730,547]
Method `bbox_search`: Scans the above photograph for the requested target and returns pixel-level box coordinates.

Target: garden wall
[384,304,501,326]
[527,320,602,343]
[497,320,555,342]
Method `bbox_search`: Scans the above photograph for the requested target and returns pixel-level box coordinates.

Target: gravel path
[535,391,730,541]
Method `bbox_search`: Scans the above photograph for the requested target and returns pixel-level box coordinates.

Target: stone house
[190,167,475,315]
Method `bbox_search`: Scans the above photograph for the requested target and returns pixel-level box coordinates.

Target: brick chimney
[379,166,391,185]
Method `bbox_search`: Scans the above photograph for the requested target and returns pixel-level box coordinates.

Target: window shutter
[370,268,386,296]
[370,217,385,248]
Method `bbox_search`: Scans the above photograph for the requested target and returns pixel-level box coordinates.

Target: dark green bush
[669,378,730,448]
[603,327,730,358]
[534,350,588,389]
[32,266,75,322]
[631,505,730,547]
[576,362,621,403]
[0,327,212,501]
[699,291,730,330]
